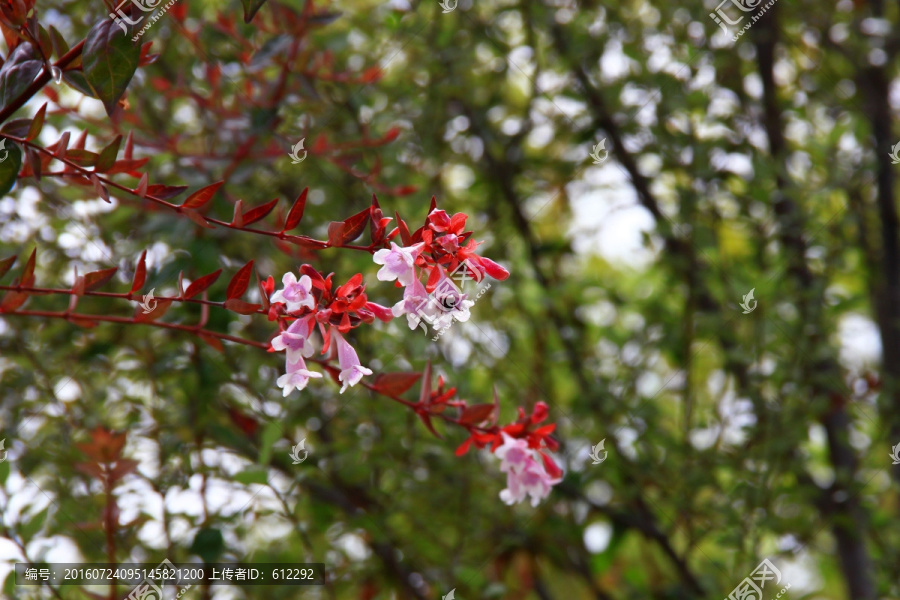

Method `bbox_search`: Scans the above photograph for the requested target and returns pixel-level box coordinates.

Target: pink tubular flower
[493,432,562,506]
[271,272,316,313]
[276,356,322,396]
[271,317,315,363]
[373,242,423,286]
[391,276,435,330]
[332,329,373,394]
[499,456,562,507]
[494,432,532,473]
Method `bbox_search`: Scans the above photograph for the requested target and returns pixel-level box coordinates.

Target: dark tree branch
[754,10,877,600]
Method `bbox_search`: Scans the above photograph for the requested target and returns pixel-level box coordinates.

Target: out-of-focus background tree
[1,0,899,597]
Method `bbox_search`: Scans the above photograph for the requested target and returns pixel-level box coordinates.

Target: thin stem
[0,40,85,123]
[4,309,268,348]
[0,284,268,314]
[7,135,381,253]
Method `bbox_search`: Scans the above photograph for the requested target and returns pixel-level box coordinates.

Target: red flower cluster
[454,401,562,479]
[392,204,510,293]
[265,266,393,333]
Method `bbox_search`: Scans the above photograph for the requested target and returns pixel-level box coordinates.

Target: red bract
[376,202,510,294]
[454,401,559,456]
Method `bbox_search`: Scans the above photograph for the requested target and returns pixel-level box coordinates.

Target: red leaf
[372,372,422,397]
[458,404,495,426]
[135,173,148,198]
[91,174,110,203]
[106,158,149,174]
[231,199,244,227]
[145,184,188,200]
[341,207,370,244]
[0,255,16,282]
[417,411,443,439]
[130,250,147,293]
[327,221,346,247]
[26,103,46,141]
[283,234,327,249]
[83,267,117,291]
[20,248,36,286]
[124,131,134,159]
[184,269,222,299]
[182,207,215,229]
[425,265,442,293]
[134,298,172,321]
[226,260,254,300]
[455,437,472,456]
[182,181,224,209]
[256,271,270,310]
[198,332,224,352]
[224,298,262,314]
[539,451,563,479]
[228,408,259,437]
[242,198,279,226]
[283,188,308,231]
[396,212,411,246]
[0,290,29,312]
[418,361,432,405]
[478,257,510,281]
[381,127,400,142]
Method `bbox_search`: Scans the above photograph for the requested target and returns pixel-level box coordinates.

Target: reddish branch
[0,284,267,313]
[0,40,85,123]
[6,134,384,252]
[5,309,268,348]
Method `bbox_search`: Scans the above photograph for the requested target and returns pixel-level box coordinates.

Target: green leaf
[62,70,96,98]
[234,467,269,485]
[242,0,269,23]
[0,460,9,486]
[258,421,283,466]
[0,43,42,109]
[0,139,22,195]
[95,135,122,173]
[82,19,141,116]
[20,506,49,541]
[190,527,225,562]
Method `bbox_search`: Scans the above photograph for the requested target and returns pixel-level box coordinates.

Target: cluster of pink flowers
[455,401,563,506]
[267,206,511,397]
[265,268,392,396]
[373,208,509,332]
[495,433,563,506]
[263,204,563,506]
